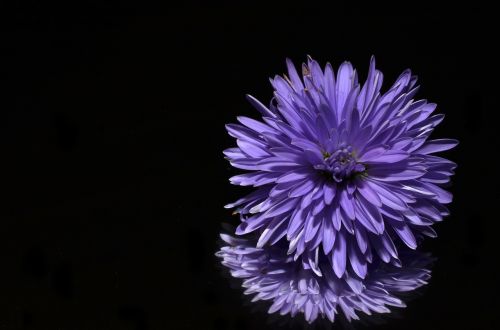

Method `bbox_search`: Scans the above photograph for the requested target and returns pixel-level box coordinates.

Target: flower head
[216,231,432,323]
[224,56,457,278]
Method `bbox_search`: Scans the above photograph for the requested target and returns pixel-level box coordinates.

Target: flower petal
[322,216,336,254]
[348,241,367,278]
[339,189,355,220]
[332,231,347,278]
[416,139,458,154]
[391,221,417,249]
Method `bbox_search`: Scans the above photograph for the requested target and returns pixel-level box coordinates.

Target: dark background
[1,2,498,329]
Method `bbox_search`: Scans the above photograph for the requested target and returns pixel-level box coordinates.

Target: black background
[1,2,499,330]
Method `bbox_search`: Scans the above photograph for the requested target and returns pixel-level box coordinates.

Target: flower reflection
[216,227,433,324]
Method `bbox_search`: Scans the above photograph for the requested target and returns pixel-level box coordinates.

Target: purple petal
[285,58,304,90]
[421,171,452,184]
[223,147,244,160]
[364,150,409,164]
[237,115,275,133]
[322,216,336,254]
[391,221,417,249]
[236,213,268,235]
[229,159,260,170]
[256,216,288,248]
[348,241,367,278]
[355,179,382,207]
[413,200,443,221]
[339,189,355,220]
[419,182,453,203]
[354,222,369,253]
[416,139,458,154]
[257,157,301,172]
[287,206,308,239]
[380,232,398,259]
[332,231,347,278]
[323,182,336,205]
[339,206,354,234]
[355,194,384,234]
[237,139,270,158]
[263,198,299,218]
[354,199,379,234]
[246,94,276,118]
[288,178,316,197]
[358,147,386,162]
[380,206,404,222]
[336,61,355,115]
[332,206,342,231]
[276,169,311,184]
[312,189,326,215]
[369,167,425,181]
[304,213,321,243]
[368,181,408,211]
[230,172,279,186]
[370,234,391,263]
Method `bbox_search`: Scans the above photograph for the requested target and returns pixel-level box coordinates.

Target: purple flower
[216,231,432,324]
[224,56,457,278]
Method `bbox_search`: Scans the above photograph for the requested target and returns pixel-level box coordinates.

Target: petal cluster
[224,56,457,278]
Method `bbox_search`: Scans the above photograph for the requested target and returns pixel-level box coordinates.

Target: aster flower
[224,56,457,279]
[216,231,432,324]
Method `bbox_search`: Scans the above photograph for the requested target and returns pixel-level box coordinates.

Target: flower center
[315,144,365,182]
